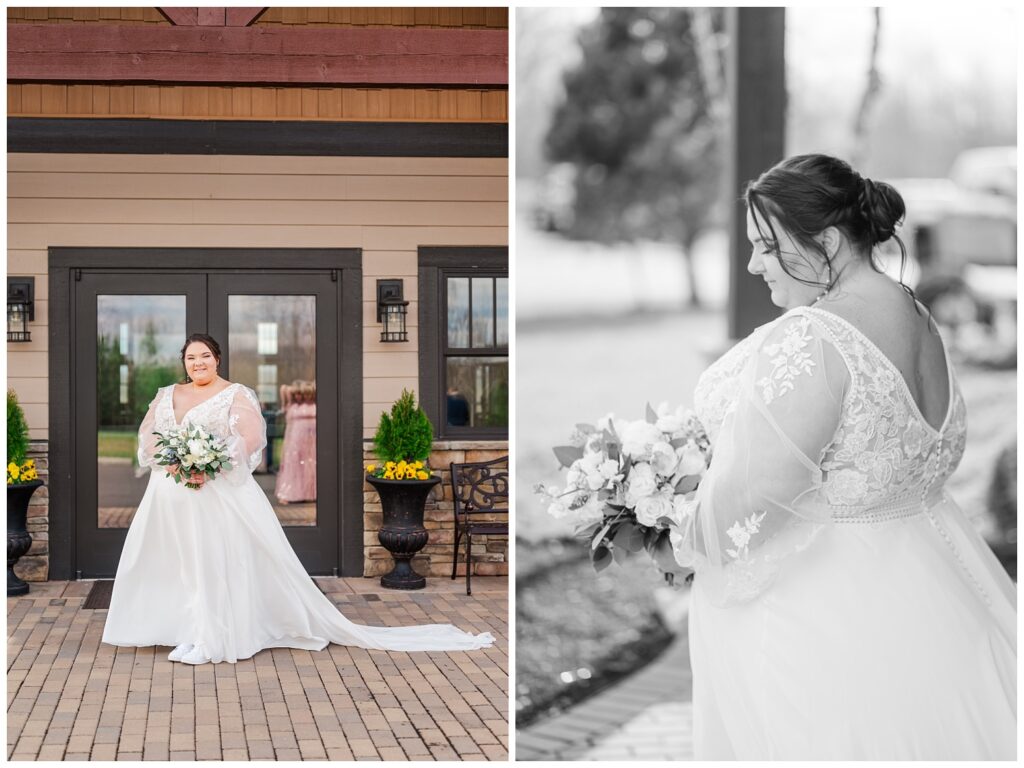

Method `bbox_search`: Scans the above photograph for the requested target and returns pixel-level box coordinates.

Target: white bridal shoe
[179,645,210,665]
[167,642,194,662]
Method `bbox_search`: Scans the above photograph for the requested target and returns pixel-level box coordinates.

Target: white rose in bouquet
[635,490,674,527]
[650,441,679,476]
[597,458,621,482]
[655,402,689,435]
[620,420,663,459]
[624,462,658,506]
[676,441,707,477]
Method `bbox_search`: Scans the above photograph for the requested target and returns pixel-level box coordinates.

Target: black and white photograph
[7,5,509,762]
[516,6,1016,761]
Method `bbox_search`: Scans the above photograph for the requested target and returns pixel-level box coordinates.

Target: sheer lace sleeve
[224,385,267,486]
[135,389,165,475]
[673,312,849,605]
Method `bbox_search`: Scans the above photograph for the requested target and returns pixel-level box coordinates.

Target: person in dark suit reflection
[446,386,470,426]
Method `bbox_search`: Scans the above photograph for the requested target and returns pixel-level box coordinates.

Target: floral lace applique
[725,511,767,560]
[696,307,967,519]
[756,317,817,404]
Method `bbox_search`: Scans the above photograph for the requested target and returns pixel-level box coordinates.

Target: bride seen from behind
[661,154,1015,759]
[101,333,494,665]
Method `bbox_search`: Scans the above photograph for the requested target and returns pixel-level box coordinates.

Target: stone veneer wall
[14,440,50,581]
[362,440,509,578]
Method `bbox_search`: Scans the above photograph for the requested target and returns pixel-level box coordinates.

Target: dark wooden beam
[726,7,786,340]
[8,117,509,158]
[8,24,508,86]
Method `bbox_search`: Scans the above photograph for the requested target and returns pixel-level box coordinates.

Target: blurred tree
[545,7,726,307]
[851,8,883,168]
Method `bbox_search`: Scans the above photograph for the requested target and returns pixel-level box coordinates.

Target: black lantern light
[7,277,34,343]
[376,279,409,343]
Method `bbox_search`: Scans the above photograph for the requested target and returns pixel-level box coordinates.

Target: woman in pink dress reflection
[275,380,317,503]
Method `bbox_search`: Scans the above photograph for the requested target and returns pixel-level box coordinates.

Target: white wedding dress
[674,306,1015,760]
[102,382,494,664]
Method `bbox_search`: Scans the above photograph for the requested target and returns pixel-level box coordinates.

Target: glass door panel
[226,295,318,527]
[209,274,338,574]
[75,273,206,578]
[96,296,187,529]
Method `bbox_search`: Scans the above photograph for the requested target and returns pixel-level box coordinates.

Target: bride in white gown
[666,155,1015,759]
[102,334,494,665]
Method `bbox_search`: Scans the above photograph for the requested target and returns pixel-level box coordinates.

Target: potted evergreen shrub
[8,390,42,596]
[365,389,438,590]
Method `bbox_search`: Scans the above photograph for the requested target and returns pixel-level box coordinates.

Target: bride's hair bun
[744,153,915,299]
[857,176,905,246]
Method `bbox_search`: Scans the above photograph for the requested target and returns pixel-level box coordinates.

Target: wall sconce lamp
[7,277,35,343]
[376,279,409,343]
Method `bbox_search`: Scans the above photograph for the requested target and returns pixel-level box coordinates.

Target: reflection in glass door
[96,296,188,529]
[209,274,339,574]
[226,295,318,527]
[75,274,206,577]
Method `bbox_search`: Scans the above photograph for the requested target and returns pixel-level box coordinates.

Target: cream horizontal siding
[9,173,507,202]
[8,154,507,176]
[7,152,508,440]
[8,199,507,227]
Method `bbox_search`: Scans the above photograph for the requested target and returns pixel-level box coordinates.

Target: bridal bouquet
[152,425,233,489]
[535,403,710,581]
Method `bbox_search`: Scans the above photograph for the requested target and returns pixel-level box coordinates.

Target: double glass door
[75,271,339,577]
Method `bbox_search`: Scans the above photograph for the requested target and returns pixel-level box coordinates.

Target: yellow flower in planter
[8,462,20,482]
[416,470,429,480]
[366,464,376,474]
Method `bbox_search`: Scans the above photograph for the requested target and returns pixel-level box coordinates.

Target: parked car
[878,149,1016,364]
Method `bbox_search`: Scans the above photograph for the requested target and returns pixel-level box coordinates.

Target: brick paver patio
[7,577,507,761]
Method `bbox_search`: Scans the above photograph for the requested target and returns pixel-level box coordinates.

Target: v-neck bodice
[161,383,241,434]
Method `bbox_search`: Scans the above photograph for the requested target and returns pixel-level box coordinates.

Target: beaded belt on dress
[830,488,946,524]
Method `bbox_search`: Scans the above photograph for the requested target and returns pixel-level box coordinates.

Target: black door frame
[73,272,207,577]
[48,247,363,579]
[208,272,340,572]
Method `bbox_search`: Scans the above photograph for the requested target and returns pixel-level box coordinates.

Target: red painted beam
[159,7,265,27]
[158,8,197,26]
[225,8,266,27]
[197,7,226,26]
[8,24,508,86]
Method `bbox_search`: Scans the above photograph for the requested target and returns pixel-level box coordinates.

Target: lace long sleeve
[224,385,268,486]
[135,390,164,475]
[673,313,849,605]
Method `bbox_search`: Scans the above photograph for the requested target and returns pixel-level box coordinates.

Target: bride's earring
[814,263,833,304]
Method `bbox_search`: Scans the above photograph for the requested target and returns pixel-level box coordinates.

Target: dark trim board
[49,248,362,271]
[9,118,509,158]
[419,247,509,269]
[48,247,364,579]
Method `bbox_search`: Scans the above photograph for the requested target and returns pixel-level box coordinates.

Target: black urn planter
[8,480,43,597]
[367,475,441,590]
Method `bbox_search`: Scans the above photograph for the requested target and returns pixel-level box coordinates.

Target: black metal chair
[449,456,509,595]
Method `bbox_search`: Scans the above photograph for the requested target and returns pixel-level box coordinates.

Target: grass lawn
[98,432,286,467]
[97,430,137,460]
